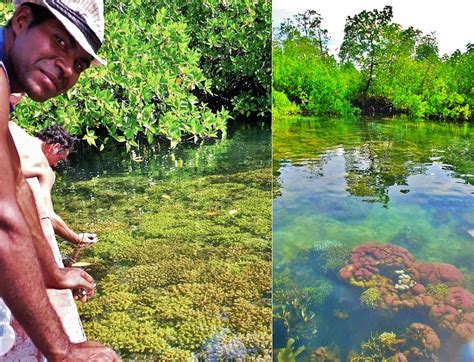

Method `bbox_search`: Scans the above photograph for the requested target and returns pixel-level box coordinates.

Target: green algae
[55,155,271,359]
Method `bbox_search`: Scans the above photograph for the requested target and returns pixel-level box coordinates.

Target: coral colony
[339,243,474,342]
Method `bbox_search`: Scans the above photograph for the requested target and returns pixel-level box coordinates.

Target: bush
[272,89,299,116]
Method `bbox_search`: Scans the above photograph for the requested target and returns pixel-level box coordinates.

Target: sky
[272,0,474,57]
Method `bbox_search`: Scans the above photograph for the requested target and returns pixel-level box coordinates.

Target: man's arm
[52,214,98,246]
[14,152,96,290]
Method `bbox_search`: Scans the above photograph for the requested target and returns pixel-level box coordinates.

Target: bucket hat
[13,0,106,66]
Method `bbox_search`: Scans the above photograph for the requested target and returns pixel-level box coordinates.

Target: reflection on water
[273,116,474,361]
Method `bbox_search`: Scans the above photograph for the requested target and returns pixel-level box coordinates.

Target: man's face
[10,8,93,102]
[45,143,70,167]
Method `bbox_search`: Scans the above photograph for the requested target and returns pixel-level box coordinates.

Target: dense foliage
[273,6,474,121]
[164,0,272,118]
[3,0,270,149]
[273,37,360,117]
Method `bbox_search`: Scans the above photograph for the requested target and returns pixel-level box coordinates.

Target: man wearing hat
[0,1,119,360]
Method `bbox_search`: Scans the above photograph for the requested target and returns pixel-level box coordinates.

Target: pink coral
[409,262,464,287]
[445,287,473,310]
[339,242,474,341]
[405,323,441,352]
[339,243,414,282]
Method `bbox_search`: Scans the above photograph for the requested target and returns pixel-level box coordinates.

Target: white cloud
[273,0,474,56]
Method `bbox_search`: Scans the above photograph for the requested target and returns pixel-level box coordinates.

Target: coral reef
[404,323,440,353]
[408,261,464,287]
[339,243,474,341]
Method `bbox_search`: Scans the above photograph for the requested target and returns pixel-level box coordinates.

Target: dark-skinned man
[0,1,119,360]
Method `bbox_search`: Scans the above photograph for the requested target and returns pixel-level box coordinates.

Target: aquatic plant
[426,283,449,300]
[276,338,305,362]
[273,287,318,342]
[360,288,382,308]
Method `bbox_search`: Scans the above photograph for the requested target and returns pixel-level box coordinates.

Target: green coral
[360,288,382,308]
[229,298,272,334]
[426,283,449,300]
[312,240,351,272]
[378,332,401,350]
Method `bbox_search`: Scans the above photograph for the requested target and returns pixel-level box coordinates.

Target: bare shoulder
[9,121,30,137]
[11,128,50,180]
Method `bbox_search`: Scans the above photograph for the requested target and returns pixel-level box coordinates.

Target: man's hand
[77,232,98,247]
[47,267,95,302]
[56,341,121,361]
[71,286,95,304]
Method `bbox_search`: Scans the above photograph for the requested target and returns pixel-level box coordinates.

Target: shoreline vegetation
[273,6,473,121]
[3,0,271,150]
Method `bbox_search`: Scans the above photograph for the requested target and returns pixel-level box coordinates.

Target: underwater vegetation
[55,167,271,359]
[390,225,428,252]
[276,338,305,362]
[274,250,336,344]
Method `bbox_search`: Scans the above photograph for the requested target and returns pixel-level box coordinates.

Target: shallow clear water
[52,122,272,359]
[273,116,474,361]
[59,121,271,182]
